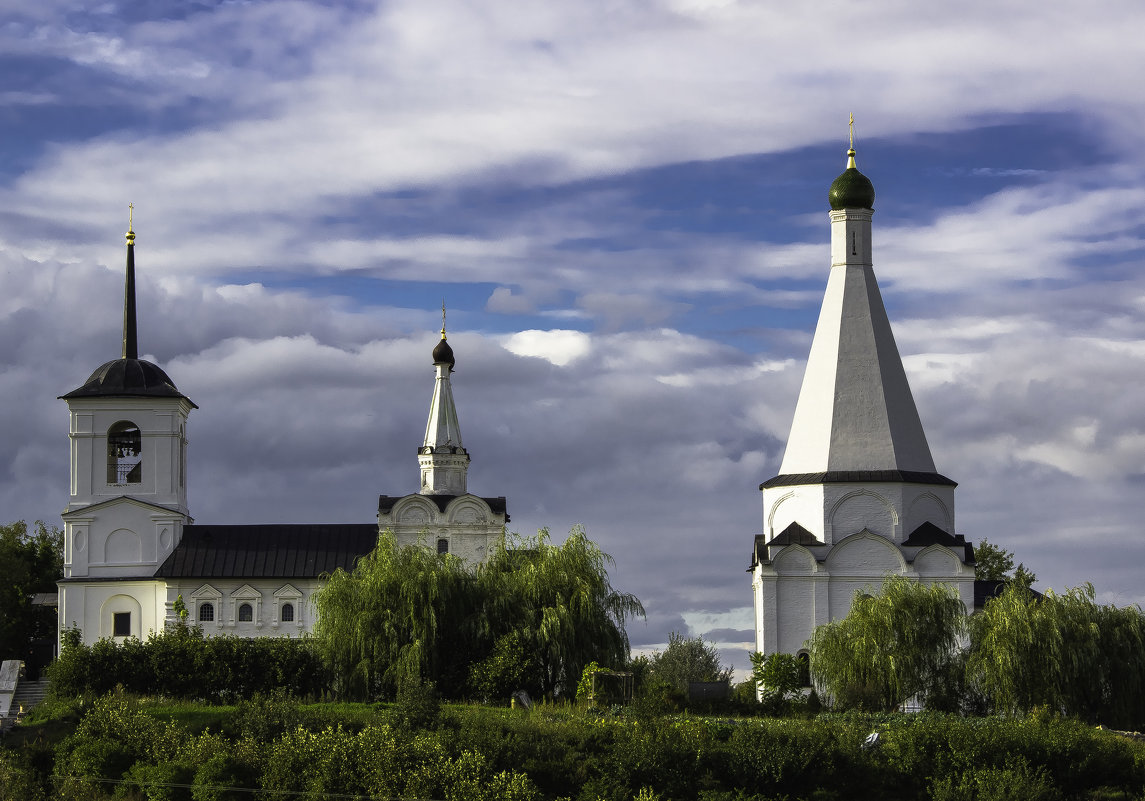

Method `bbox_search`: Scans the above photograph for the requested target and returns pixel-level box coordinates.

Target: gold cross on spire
[126,203,136,243]
[848,113,855,150]
[441,299,447,339]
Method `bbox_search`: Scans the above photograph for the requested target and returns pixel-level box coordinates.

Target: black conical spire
[122,204,138,360]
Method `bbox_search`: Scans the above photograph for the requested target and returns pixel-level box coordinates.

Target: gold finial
[846,114,857,169]
[441,299,447,340]
[126,203,136,244]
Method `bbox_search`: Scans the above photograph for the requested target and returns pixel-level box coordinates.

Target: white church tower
[58,213,197,643]
[378,312,508,562]
[751,130,975,663]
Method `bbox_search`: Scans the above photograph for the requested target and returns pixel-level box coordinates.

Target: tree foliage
[0,521,62,663]
[807,576,967,711]
[969,582,1145,728]
[647,632,731,693]
[974,538,1036,588]
[312,526,644,700]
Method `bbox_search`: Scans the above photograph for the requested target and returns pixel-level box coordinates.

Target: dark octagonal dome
[61,357,194,404]
[432,338,455,368]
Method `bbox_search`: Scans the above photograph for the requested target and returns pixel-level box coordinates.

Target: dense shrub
[47,623,327,701]
[9,691,1145,801]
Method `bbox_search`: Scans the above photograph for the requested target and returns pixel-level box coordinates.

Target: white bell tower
[58,213,196,643]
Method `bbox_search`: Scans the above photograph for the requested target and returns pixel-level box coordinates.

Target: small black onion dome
[61,358,195,405]
[829,149,875,210]
[432,337,455,368]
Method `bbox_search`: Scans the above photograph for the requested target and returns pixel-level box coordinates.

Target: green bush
[46,626,327,702]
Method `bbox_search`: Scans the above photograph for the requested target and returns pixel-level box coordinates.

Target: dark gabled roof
[760,470,957,490]
[154,524,379,579]
[902,522,974,563]
[903,521,959,547]
[767,521,821,547]
[377,494,509,522]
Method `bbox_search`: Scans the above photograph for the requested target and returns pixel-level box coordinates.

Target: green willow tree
[313,530,474,699]
[807,576,967,711]
[968,582,1145,728]
[313,526,644,700]
[474,526,645,698]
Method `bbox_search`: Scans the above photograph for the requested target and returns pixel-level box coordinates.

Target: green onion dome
[828,149,875,210]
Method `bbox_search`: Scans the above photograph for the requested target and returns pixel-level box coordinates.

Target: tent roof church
[56,215,507,644]
[750,121,978,662]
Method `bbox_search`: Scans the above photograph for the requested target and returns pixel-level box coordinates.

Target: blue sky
[3,0,1145,674]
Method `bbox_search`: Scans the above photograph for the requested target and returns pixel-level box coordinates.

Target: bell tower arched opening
[107,420,142,485]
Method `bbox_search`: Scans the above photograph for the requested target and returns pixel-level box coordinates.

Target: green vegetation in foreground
[4,691,1145,801]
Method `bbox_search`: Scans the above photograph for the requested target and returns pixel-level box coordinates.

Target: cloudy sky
[3,0,1145,675]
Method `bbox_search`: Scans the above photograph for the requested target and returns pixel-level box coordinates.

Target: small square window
[198,602,214,622]
[113,612,131,637]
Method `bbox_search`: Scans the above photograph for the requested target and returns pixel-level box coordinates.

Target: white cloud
[501,329,591,366]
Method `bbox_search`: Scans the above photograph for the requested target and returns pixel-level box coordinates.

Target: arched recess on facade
[912,544,963,577]
[772,544,817,576]
[107,420,142,485]
[766,491,798,539]
[391,496,438,527]
[905,491,952,534]
[100,593,142,639]
[445,496,489,526]
[102,527,141,564]
[826,529,908,575]
[828,490,898,541]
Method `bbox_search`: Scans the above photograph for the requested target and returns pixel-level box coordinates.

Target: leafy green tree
[475,526,644,699]
[974,538,1036,589]
[0,521,63,663]
[968,582,1145,728]
[313,526,643,700]
[312,529,474,699]
[750,652,802,704]
[647,632,731,694]
[807,575,967,711]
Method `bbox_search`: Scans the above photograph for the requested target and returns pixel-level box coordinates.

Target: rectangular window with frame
[113,612,131,637]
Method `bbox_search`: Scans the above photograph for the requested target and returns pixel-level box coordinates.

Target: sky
[3,0,1145,677]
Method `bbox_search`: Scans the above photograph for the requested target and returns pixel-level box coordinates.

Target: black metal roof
[767,521,821,547]
[377,494,509,521]
[902,522,974,563]
[154,524,379,579]
[61,357,195,405]
[760,470,957,490]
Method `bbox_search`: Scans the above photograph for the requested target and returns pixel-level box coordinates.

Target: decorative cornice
[760,470,957,490]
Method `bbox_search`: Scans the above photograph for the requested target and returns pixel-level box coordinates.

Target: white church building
[750,141,978,663]
[57,223,507,645]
